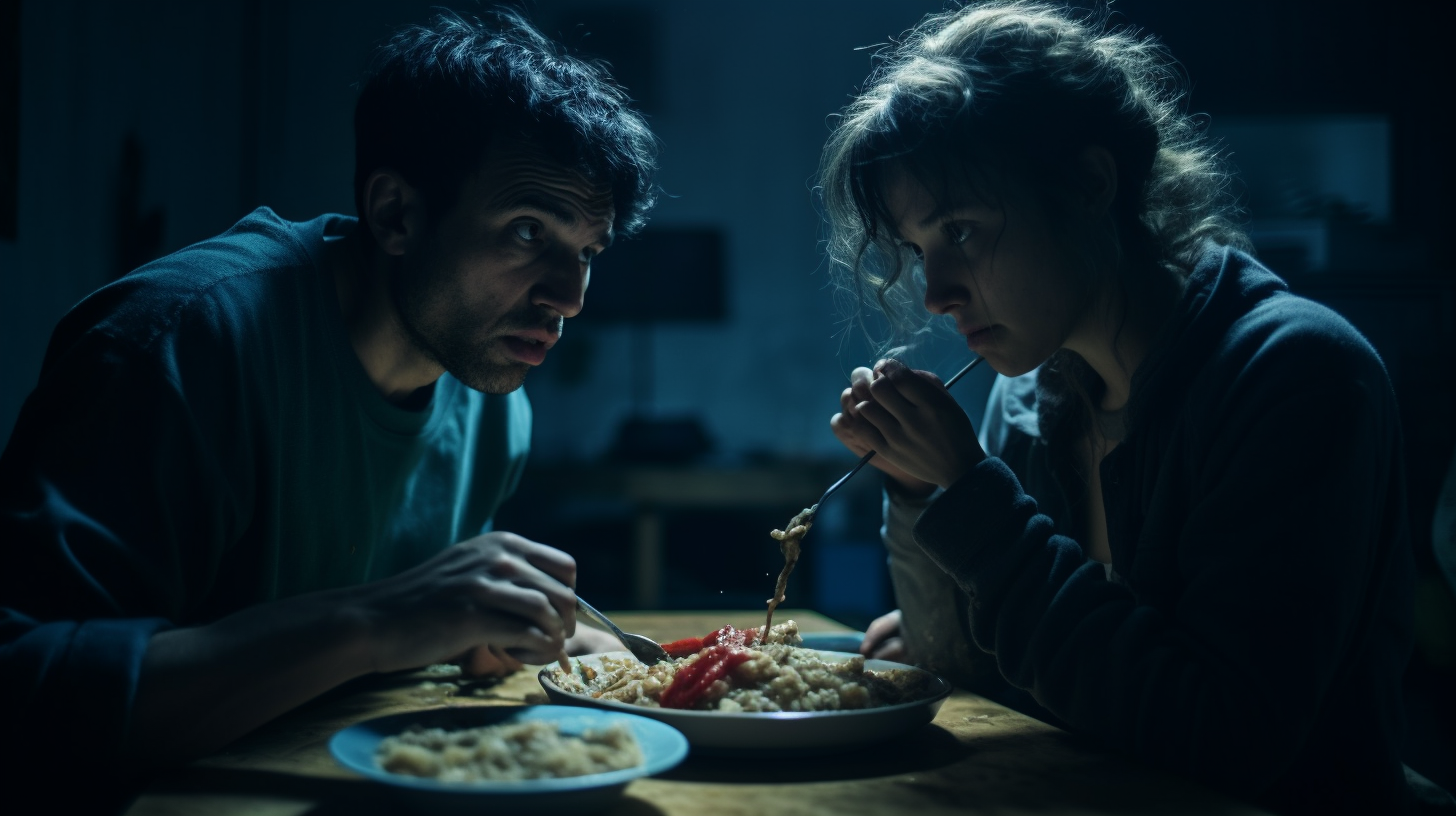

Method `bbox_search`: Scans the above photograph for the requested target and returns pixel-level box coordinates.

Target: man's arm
[126,531,576,767]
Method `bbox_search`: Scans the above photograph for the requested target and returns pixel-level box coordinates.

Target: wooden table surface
[124,610,1270,816]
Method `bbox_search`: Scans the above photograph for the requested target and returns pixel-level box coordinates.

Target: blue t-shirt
[0,208,531,784]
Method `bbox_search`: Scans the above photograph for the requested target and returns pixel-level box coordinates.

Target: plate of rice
[330,705,688,814]
[538,620,951,756]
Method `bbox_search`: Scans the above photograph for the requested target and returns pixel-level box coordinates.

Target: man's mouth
[500,328,559,365]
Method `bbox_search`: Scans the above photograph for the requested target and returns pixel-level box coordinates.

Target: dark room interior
[1,1,1452,812]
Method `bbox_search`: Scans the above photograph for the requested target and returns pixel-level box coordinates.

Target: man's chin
[451,362,530,395]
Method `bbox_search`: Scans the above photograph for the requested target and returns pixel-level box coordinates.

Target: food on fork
[764,506,814,632]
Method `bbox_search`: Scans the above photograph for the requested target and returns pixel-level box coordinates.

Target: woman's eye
[901,242,924,260]
[513,222,542,242]
[578,247,596,264]
[945,222,974,245]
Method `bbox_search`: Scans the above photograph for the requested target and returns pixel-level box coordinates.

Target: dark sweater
[0,209,531,804]
[905,245,1413,815]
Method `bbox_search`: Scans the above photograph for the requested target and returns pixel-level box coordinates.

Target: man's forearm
[127,586,374,768]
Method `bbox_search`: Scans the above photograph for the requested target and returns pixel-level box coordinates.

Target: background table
[124,610,1271,816]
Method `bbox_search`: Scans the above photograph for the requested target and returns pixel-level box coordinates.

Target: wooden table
[124,610,1271,816]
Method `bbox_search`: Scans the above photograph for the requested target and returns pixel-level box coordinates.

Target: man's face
[392,144,615,394]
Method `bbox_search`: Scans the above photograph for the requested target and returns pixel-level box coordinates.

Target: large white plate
[538,650,952,757]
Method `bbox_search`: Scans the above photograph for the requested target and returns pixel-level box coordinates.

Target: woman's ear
[361,169,423,257]
[1076,145,1119,215]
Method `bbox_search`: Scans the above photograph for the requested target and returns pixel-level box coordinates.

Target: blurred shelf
[515,459,864,609]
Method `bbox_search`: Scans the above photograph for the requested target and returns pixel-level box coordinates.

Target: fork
[575,595,670,665]
[804,356,986,523]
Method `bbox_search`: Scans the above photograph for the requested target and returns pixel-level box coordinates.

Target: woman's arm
[911,348,1411,807]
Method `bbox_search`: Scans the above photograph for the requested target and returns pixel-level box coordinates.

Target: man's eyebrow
[506,191,579,226]
[503,190,615,247]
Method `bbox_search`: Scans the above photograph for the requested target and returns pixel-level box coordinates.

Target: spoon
[575,595,670,665]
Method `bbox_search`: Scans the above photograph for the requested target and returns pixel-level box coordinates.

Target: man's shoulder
[68,209,351,350]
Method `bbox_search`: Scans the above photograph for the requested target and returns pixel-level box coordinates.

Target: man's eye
[578,247,596,264]
[945,222,974,245]
[513,222,542,242]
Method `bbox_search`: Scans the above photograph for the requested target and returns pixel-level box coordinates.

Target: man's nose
[532,255,589,319]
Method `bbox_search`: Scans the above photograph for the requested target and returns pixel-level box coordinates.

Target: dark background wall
[2,0,1452,787]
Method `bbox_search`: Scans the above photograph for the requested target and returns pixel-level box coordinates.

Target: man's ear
[361,169,423,257]
[1076,145,1119,215]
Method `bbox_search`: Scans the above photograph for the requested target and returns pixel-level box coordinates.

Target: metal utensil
[808,356,986,519]
[575,595,670,665]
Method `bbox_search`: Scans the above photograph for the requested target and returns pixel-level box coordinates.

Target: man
[0,9,655,799]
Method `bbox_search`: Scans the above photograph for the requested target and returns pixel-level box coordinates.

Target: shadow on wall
[113,132,166,281]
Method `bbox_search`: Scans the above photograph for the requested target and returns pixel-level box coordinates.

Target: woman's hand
[832,359,985,489]
[832,365,938,496]
[860,609,909,661]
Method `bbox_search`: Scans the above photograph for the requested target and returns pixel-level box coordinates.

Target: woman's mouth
[964,325,995,350]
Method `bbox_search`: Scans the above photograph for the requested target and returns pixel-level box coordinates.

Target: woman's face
[883,167,1096,378]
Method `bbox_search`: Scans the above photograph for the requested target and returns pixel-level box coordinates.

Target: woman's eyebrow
[917,199,990,230]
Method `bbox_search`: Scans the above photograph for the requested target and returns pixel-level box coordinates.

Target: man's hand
[832,359,984,489]
[355,531,578,674]
[565,626,624,656]
[860,609,909,661]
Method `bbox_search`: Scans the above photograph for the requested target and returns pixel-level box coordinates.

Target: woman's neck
[1067,262,1183,413]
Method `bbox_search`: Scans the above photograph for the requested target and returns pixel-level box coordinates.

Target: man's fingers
[462,644,523,677]
[500,534,579,589]
[466,579,568,645]
[486,538,578,637]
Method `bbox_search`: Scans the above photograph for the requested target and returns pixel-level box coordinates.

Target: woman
[819,3,1424,814]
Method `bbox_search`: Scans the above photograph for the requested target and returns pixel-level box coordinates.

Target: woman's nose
[921,252,968,316]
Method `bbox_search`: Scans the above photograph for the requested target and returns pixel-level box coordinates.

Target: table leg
[633,506,663,608]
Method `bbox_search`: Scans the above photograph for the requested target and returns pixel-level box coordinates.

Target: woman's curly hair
[819,0,1247,350]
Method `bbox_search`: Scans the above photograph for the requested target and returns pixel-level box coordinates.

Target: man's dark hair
[353,9,658,238]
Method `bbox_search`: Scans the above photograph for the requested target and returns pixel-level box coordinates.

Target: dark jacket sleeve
[0,319,245,785]
[910,329,1408,803]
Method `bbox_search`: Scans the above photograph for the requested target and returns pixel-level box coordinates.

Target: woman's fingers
[869,636,907,661]
[867,372,918,421]
[860,609,903,656]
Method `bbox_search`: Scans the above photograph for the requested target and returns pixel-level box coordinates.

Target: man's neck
[328,230,443,404]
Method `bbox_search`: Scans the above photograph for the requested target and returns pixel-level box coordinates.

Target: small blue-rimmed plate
[330,705,688,815]
[798,631,866,654]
